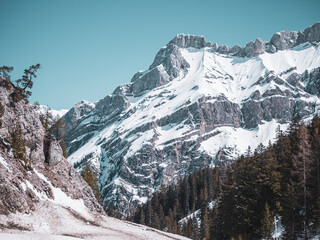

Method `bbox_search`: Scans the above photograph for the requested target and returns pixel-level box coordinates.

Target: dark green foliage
[130,167,225,238]
[260,202,273,238]
[10,123,26,160]
[39,106,53,131]
[73,153,94,169]
[129,116,320,239]
[15,64,40,102]
[81,167,100,201]
[0,66,14,80]
[0,66,14,89]
[10,122,32,171]
[106,204,122,219]
[1,64,41,103]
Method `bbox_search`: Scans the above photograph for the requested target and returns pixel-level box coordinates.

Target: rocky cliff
[65,22,320,216]
[0,78,103,216]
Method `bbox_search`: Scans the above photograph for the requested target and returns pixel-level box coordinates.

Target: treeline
[130,117,320,240]
[129,167,224,236]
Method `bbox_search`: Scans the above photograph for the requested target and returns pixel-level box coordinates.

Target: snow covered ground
[0,200,189,240]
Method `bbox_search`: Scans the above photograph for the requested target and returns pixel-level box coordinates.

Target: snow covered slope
[0,201,188,240]
[65,22,320,215]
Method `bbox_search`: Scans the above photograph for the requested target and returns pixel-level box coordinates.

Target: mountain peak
[169,33,213,49]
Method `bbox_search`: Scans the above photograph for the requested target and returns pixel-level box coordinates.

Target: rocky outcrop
[131,65,170,96]
[168,34,212,49]
[269,31,299,51]
[0,79,103,215]
[63,100,94,133]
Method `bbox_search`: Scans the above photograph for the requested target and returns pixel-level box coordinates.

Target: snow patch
[0,154,11,172]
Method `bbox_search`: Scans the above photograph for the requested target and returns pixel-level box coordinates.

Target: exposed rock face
[0,79,103,216]
[217,45,230,54]
[131,65,170,96]
[65,22,320,216]
[63,100,94,133]
[168,34,212,49]
[270,31,298,50]
[243,38,266,57]
[229,45,242,54]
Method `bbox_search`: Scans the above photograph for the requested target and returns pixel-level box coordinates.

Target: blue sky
[1,0,319,109]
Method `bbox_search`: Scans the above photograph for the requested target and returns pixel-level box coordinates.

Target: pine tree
[11,123,26,160]
[10,122,32,170]
[139,208,145,225]
[39,106,53,131]
[0,66,14,84]
[15,64,40,102]
[81,167,100,201]
[260,202,273,239]
[200,207,210,240]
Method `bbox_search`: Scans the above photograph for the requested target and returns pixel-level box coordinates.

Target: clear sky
[1,0,319,109]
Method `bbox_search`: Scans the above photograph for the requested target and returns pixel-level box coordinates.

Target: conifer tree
[81,167,100,201]
[0,66,14,85]
[260,202,273,239]
[200,207,210,240]
[11,122,26,160]
[40,106,53,131]
[15,64,40,101]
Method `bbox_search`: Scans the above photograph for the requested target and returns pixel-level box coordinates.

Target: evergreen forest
[130,117,320,240]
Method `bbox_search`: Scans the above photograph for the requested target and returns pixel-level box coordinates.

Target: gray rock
[44,137,63,166]
[217,45,230,54]
[131,65,170,96]
[270,30,298,50]
[149,45,190,80]
[0,80,103,215]
[305,67,320,96]
[62,100,94,134]
[266,43,277,53]
[168,34,210,49]
[297,22,320,44]
[287,72,302,86]
[210,43,219,52]
[229,45,243,54]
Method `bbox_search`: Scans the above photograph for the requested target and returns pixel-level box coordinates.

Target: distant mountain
[64,22,320,215]
[0,77,186,240]
[33,104,69,120]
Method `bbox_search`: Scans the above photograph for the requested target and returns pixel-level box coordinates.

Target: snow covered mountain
[0,78,186,239]
[33,104,69,120]
[65,22,320,215]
